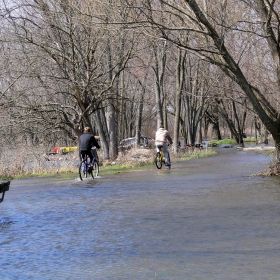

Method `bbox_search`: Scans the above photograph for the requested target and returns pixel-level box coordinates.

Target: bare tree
[134,0,280,159]
[173,49,186,154]
[2,0,132,158]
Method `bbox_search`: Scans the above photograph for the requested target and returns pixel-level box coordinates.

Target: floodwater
[1,147,280,280]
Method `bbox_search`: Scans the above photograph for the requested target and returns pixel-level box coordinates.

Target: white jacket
[155,128,172,143]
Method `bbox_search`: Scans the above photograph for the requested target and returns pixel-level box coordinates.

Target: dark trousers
[80,150,94,164]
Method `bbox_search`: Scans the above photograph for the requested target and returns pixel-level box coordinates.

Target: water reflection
[1,148,280,279]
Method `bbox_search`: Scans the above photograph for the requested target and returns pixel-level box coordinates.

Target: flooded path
[1,147,280,279]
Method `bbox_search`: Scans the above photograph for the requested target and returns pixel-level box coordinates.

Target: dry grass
[114,148,155,165]
[0,146,79,179]
[107,147,214,167]
[0,146,215,179]
[256,160,280,176]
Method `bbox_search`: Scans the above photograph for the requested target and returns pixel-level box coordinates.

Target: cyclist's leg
[79,151,87,180]
[86,150,94,165]
[91,148,97,163]
[81,151,87,160]
[155,142,162,153]
[162,143,171,165]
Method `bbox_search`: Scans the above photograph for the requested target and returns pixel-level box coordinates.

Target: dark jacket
[79,132,100,151]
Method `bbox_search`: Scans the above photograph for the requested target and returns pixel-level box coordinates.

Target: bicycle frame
[158,146,165,161]
[79,155,94,180]
[155,144,171,169]
[79,150,100,180]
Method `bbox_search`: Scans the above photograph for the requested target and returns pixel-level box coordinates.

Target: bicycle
[79,148,99,180]
[91,147,99,178]
[155,145,171,169]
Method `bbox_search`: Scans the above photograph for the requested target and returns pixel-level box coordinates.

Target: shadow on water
[1,147,280,280]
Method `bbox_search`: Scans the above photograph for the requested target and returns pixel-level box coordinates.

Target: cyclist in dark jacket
[79,127,100,166]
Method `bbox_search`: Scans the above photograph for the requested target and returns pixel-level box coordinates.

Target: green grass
[2,149,217,180]
[100,160,156,175]
[244,137,259,142]
[176,150,216,161]
[2,170,77,181]
[100,150,217,174]
[0,175,13,181]
[208,139,236,146]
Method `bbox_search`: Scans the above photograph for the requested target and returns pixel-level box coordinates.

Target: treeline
[0,0,279,159]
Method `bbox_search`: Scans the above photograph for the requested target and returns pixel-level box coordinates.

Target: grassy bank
[0,148,216,181]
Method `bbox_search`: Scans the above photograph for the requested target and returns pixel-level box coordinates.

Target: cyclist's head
[84,126,91,132]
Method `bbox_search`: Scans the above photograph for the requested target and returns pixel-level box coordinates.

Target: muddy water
[1,147,280,280]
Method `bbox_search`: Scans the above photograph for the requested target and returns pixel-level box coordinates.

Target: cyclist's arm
[166,133,173,145]
[91,136,100,149]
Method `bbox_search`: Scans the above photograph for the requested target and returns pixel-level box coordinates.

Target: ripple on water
[1,149,280,279]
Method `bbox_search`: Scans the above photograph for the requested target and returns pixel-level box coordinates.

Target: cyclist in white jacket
[155,125,173,166]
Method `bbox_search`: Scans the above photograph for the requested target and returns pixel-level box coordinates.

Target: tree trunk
[135,82,145,145]
[152,41,167,128]
[94,108,110,159]
[173,49,185,154]
[106,102,118,159]
[119,72,125,141]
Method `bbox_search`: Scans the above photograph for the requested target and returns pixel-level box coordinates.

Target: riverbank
[237,145,280,176]
[1,147,216,180]
[2,143,278,181]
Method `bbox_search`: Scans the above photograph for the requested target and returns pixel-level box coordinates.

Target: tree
[173,49,186,154]
[136,0,280,159]
[3,0,132,158]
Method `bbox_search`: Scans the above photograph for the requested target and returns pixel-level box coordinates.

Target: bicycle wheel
[155,152,162,169]
[92,160,99,178]
[79,161,88,180]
